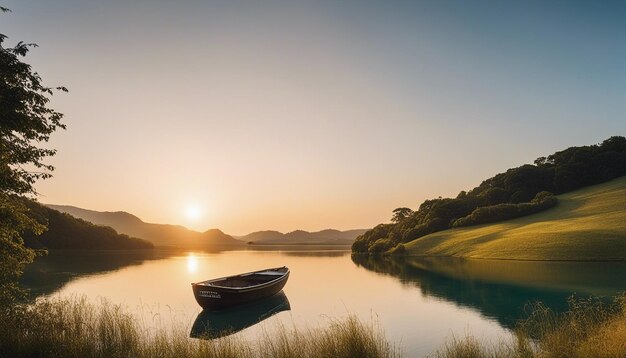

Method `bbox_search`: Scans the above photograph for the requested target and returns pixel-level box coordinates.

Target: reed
[433,293,626,358]
[0,297,400,358]
[2,293,624,358]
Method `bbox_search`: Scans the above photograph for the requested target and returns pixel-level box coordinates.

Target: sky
[2,0,625,234]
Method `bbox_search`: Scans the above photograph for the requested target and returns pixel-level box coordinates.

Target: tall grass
[2,293,624,358]
[0,297,400,358]
[434,293,626,358]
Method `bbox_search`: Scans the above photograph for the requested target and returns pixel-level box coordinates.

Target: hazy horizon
[3,0,624,233]
[42,202,370,236]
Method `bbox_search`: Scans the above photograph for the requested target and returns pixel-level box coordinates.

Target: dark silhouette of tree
[391,207,413,223]
[1,7,66,305]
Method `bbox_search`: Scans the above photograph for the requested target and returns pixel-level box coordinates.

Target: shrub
[368,239,394,254]
[401,224,430,243]
[452,192,557,228]
[352,236,370,253]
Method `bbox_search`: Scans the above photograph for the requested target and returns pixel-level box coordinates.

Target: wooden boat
[190,291,291,338]
[191,266,289,310]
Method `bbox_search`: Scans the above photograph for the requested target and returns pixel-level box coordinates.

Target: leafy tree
[391,207,413,223]
[1,7,66,305]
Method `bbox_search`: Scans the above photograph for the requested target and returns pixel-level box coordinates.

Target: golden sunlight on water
[187,254,199,274]
[47,250,512,356]
[35,250,623,356]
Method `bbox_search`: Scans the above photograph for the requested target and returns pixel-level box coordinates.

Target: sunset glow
[187,254,198,274]
[2,2,625,356]
[185,205,202,221]
[6,1,622,235]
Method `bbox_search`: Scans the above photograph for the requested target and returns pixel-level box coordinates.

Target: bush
[532,191,555,204]
[452,192,557,228]
[510,190,531,204]
[401,224,430,243]
[352,236,370,253]
[368,239,394,254]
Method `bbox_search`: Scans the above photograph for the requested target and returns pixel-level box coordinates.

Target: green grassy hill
[404,177,626,260]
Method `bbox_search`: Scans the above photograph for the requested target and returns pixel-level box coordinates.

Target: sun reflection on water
[187,254,198,273]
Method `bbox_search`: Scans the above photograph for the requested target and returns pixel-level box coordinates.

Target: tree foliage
[391,207,413,223]
[1,9,66,305]
[352,137,626,254]
[451,191,557,228]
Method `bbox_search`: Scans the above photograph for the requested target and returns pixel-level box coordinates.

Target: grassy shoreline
[402,255,626,262]
[2,293,625,357]
[354,252,626,262]
[0,297,399,358]
[434,293,626,358]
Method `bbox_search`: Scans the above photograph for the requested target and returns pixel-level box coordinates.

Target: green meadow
[404,177,626,261]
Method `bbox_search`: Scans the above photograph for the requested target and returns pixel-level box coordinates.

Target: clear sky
[2,0,624,234]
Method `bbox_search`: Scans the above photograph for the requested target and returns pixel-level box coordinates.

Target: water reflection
[190,291,291,339]
[281,250,349,257]
[19,248,348,298]
[20,249,161,297]
[242,245,351,254]
[352,255,626,329]
[187,254,199,273]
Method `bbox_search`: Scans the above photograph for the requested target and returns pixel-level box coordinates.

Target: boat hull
[192,270,289,310]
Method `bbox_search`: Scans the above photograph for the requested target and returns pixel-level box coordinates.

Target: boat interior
[200,267,288,288]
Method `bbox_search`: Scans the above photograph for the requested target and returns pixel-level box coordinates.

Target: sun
[185,204,202,221]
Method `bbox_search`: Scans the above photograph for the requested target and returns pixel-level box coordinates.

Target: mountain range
[46,205,242,248]
[239,229,368,245]
[47,205,367,247]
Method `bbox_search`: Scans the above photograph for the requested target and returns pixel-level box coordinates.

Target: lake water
[21,249,626,357]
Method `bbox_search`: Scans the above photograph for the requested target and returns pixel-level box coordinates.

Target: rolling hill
[46,205,243,248]
[23,203,153,250]
[403,177,626,260]
[241,229,368,245]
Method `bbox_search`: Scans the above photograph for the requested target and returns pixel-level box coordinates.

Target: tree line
[352,136,626,254]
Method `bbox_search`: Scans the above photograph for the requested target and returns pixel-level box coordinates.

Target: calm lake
[21,249,626,357]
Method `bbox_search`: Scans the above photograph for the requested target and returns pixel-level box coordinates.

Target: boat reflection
[190,291,291,339]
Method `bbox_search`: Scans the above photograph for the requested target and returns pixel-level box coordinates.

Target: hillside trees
[352,137,626,254]
[391,208,413,223]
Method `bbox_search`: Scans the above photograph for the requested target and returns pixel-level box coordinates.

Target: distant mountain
[46,204,366,246]
[241,228,368,245]
[46,205,243,248]
[239,230,284,242]
[23,202,153,250]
